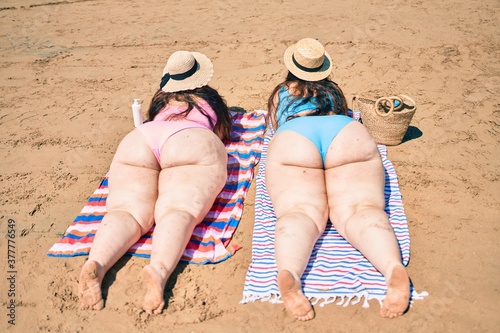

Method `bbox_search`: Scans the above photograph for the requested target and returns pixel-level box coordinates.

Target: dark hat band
[292,54,328,73]
[160,59,199,89]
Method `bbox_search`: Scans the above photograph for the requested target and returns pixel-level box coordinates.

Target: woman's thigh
[324,122,386,226]
[106,130,160,230]
[266,131,328,225]
[155,129,228,221]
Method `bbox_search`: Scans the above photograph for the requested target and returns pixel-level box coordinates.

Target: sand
[0,0,499,332]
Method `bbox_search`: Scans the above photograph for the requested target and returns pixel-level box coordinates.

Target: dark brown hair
[267,72,348,127]
[146,85,232,140]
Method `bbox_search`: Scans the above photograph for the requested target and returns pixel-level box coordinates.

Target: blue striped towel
[241,130,428,307]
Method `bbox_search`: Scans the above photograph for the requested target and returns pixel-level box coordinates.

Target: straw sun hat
[160,50,213,93]
[284,38,332,81]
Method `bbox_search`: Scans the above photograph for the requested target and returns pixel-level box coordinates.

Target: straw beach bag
[352,94,417,146]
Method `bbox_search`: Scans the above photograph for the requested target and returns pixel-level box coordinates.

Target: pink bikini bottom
[136,120,211,164]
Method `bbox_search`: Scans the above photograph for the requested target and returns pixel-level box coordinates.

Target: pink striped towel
[47,110,267,264]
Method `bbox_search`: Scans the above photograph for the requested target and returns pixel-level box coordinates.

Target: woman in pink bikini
[77,50,232,315]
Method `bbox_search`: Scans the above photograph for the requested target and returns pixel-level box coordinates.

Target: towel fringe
[411,290,430,301]
[240,293,281,305]
[311,297,327,306]
[350,295,362,306]
[242,289,429,309]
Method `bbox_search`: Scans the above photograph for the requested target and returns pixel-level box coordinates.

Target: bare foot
[380,264,410,318]
[277,270,314,321]
[142,264,165,315]
[78,260,104,310]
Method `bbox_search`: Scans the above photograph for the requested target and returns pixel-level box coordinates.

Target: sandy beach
[1,0,499,332]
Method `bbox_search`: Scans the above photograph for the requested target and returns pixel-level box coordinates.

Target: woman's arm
[269,91,280,132]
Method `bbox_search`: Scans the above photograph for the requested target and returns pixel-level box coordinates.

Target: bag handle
[397,94,417,112]
[388,95,404,111]
[374,97,395,117]
[355,94,416,116]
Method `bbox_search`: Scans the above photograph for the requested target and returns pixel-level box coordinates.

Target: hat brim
[283,44,333,82]
[161,52,214,93]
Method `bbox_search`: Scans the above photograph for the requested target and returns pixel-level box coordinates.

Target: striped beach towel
[47,110,267,264]
[241,130,428,307]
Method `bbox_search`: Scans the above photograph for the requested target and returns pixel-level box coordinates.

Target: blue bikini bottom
[275,115,354,163]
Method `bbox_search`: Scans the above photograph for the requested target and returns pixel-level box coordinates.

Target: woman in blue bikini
[266,38,410,321]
